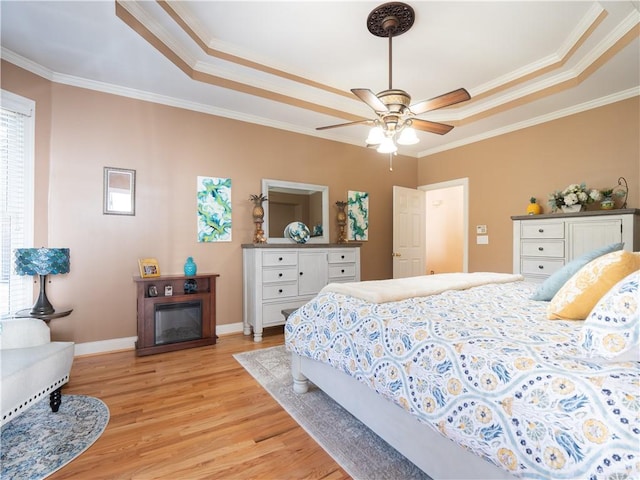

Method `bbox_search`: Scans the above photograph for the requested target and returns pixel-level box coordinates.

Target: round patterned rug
[1,395,109,480]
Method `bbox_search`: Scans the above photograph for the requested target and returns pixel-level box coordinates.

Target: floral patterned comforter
[284,280,640,479]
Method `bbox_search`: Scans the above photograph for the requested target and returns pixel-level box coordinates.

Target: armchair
[1,318,74,426]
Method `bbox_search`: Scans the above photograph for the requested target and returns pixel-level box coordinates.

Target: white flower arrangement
[548,183,601,212]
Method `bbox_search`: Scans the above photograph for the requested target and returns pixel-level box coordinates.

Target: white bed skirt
[291,352,516,480]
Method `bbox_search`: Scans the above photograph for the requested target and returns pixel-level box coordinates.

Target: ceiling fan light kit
[318,2,471,155]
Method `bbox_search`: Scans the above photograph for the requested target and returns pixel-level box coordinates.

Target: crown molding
[419,87,640,158]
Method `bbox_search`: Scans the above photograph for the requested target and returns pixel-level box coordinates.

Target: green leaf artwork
[347,190,369,241]
[197,176,232,242]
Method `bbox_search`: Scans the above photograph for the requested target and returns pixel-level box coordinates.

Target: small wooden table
[15,308,73,323]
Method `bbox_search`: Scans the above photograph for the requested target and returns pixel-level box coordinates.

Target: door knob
[392,252,401,257]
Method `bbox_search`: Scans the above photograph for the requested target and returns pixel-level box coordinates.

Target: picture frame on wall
[103,167,136,215]
[138,258,160,278]
[347,190,369,241]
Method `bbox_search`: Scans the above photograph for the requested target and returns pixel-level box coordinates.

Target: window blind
[1,91,35,317]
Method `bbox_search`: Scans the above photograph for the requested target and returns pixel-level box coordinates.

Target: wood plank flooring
[49,328,350,480]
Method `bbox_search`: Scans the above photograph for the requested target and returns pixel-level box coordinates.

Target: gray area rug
[234,345,431,480]
[1,395,109,479]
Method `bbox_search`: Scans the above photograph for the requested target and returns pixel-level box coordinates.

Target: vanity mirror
[262,179,329,243]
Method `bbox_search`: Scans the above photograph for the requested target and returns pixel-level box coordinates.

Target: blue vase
[184,257,197,276]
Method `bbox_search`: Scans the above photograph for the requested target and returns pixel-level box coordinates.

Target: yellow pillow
[547,250,640,320]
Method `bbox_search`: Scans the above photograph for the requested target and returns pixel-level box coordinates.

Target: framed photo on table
[138,258,160,278]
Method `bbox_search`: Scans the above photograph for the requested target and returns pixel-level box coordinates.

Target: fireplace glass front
[154,300,202,345]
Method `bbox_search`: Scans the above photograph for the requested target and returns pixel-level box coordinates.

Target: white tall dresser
[242,244,361,341]
[511,209,639,283]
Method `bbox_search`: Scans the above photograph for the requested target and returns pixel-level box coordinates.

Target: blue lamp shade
[14,248,70,276]
[13,248,70,316]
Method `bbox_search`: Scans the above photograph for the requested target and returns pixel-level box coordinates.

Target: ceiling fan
[317,2,471,153]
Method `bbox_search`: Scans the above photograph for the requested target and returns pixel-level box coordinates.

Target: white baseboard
[73,322,245,356]
[74,336,137,356]
[216,322,244,336]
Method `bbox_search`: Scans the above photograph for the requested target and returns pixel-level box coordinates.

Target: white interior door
[392,186,426,278]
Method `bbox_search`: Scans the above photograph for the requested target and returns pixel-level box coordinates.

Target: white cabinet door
[298,251,328,296]
[566,219,622,259]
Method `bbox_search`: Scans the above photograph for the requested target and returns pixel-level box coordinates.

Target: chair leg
[49,387,62,412]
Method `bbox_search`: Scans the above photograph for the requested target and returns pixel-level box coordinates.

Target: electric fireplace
[154,300,202,345]
[134,273,219,356]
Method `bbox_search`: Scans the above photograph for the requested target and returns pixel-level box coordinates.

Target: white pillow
[578,270,639,362]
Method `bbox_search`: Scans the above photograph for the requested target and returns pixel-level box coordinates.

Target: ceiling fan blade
[410,88,471,115]
[351,89,389,112]
[316,119,374,131]
[412,118,454,135]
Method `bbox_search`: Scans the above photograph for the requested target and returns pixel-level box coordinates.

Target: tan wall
[2,61,418,343]
[419,96,640,273]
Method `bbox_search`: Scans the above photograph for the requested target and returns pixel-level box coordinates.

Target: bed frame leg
[291,354,309,394]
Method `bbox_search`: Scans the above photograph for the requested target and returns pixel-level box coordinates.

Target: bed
[284,267,640,479]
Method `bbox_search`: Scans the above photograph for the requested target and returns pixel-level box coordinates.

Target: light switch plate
[476,225,487,234]
[476,235,489,245]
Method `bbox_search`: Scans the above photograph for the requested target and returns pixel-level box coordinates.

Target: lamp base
[31,274,55,316]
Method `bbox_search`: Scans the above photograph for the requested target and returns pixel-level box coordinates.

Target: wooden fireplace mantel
[133,273,219,356]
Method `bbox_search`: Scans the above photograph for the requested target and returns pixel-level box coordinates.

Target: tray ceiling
[1,1,638,157]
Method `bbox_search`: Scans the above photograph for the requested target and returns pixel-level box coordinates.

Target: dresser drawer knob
[538,247,544,251]
[278,257,283,261]
[341,255,345,259]
[538,265,544,270]
[278,273,283,277]
[299,272,303,276]
[538,229,544,233]
[341,269,345,273]
[278,289,283,293]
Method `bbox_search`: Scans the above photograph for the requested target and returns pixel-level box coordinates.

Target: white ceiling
[2,1,639,157]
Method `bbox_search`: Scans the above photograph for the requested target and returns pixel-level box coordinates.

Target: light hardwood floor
[50,328,350,480]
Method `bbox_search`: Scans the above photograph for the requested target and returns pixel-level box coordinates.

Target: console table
[134,273,219,356]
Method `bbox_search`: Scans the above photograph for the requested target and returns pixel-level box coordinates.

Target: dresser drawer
[263,283,297,300]
[262,268,298,283]
[328,250,357,264]
[329,264,356,280]
[263,251,297,267]
[521,222,564,239]
[521,258,565,276]
[521,240,564,258]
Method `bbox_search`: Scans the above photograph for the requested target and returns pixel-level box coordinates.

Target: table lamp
[14,248,70,316]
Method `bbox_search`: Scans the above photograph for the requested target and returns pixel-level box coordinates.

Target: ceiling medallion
[366,2,415,38]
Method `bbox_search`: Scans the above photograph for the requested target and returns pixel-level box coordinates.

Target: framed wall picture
[347,190,369,241]
[103,167,136,215]
[138,258,160,278]
[197,176,232,242]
